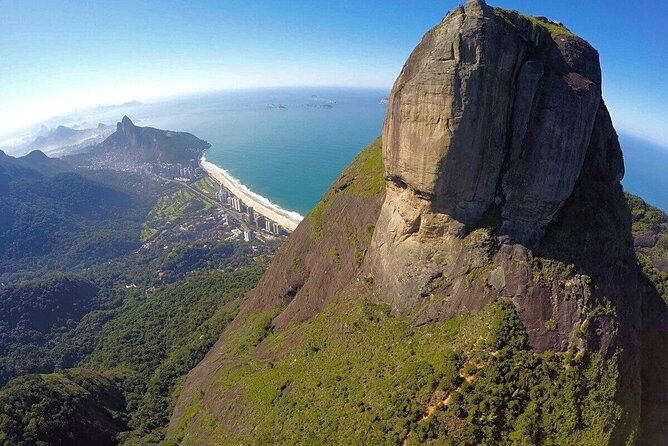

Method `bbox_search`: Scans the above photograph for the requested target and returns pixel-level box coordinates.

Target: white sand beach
[200,156,303,232]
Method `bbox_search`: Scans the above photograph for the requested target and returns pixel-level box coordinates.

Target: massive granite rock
[368,0,626,315]
[363,2,644,438]
[383,0,603,246]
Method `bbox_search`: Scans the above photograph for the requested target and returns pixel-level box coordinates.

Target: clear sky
[1,0,666,146]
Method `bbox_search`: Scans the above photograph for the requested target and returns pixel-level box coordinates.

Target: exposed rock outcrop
[381,0,604,247]
[367,0,625,318]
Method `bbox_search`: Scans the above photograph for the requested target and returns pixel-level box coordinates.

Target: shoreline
[200,155,303,232]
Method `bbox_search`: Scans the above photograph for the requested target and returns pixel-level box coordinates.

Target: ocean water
[124,87,388,216]
[620,135,668,212]
[19,87,668,215]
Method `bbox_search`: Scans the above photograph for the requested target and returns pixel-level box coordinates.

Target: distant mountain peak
[117,115,135,132]
[25,150,48,159]
[86,116,210,168]
[51,125,76,139]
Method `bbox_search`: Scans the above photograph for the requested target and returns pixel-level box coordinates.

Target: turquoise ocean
[42,87,668,214]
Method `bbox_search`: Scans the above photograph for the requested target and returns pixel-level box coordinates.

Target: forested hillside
[0,147,280,444]
[0,276,100,386]
[0,152,165,282]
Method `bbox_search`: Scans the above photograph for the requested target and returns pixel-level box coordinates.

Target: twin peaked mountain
[68,116,210,168]
[168,1,666,444]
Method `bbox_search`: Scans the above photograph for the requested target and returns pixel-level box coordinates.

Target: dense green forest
[0,276,101,386]
[0,369,127,446]
[0,265,264,445]
[0,153,166,282]
[89,267,263,444]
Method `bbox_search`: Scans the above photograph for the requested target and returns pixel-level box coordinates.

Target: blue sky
[1,0,666,147]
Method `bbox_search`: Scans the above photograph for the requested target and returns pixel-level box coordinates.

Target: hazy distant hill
[1,149,72,176]
[68,116,210,169]
[6,123,116,157]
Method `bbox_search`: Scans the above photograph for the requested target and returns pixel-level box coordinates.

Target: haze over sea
[14,87,668,214]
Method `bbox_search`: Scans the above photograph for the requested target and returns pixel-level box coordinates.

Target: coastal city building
[231,196,242,213]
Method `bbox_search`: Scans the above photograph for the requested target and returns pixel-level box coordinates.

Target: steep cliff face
[113,116,210,164]
[165,2,662,445]
[368,0,642,438]
[382,0,604,246]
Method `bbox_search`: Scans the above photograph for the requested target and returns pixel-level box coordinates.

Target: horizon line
[0,84,393,138]
[2,85,667,153]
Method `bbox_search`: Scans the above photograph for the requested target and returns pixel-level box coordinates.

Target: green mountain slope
[0,276,100,386]
[166,139,668,446]
[0,157,158,281]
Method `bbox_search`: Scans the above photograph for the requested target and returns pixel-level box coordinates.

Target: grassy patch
[343,139,385,197]
[161,388,204,446]
[494,8,574,39]
[329,246,341,268]
[191,177,218,196]
[166,297,630,445]
[307,138,384,241]
[544,318,558,332]
[465,264,495,288]
[532,258,576,286]
[141,188,210,241]
[522,14,574,38]
[365,224,376,241]
[308,197,329,241]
